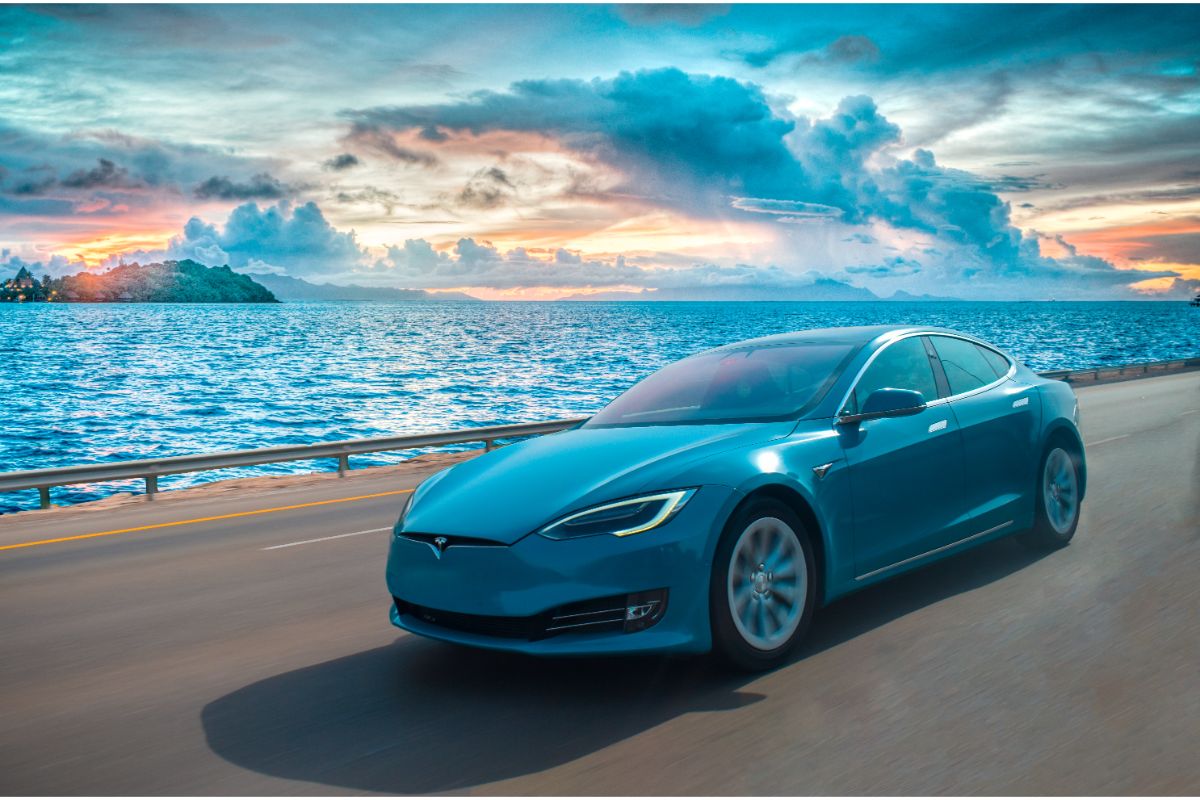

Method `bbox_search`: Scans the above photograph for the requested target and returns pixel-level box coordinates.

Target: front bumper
[385,485,734,655]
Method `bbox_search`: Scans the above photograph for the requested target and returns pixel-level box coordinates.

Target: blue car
[387,325,1085,670]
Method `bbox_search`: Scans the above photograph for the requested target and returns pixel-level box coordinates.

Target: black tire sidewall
[709,497,817,671]
[1026,444,1081,548]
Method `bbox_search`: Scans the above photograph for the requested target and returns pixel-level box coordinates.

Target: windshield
[584,343,856,427]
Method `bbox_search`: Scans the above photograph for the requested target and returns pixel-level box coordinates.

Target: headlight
[538,489,696,540]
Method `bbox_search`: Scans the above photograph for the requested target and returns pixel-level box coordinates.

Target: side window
[978,345,1012,378]
[850,337,939,411]
[930,336,1001,396]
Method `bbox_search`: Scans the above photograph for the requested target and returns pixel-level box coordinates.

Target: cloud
[844,257,922,278]
[322,153,360,171]
[343,69,1187,297]
[743,34,881,69]
[193,172,293,200]
[161,201,366,275]
[0,121,287,219]
[343,127,439,166]
[0,249,89,279]
[731,197,844,219]
[350,69,812,215]
[614,4,730,26]
[455,166,516,209]
[370,236,867,293]
[59,158,139,190]
[1122,229,1200,266]
[821,35,881,64]
[334,186,403,214]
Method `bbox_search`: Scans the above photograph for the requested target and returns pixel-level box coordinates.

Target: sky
[1,3,1199,300]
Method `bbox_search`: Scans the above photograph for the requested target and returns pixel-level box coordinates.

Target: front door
[838,336,972,578]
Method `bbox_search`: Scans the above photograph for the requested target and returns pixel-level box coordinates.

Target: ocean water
[1,300,1196,512]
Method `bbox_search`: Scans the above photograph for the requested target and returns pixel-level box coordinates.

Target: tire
[1018,443,1082,550]
[710,497,817,671]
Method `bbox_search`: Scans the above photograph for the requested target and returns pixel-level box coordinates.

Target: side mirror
[837,388,927,425]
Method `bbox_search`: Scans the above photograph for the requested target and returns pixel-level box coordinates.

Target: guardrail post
[484,438,494,452]
[337,454,349,477]
[145,475,157,500]
[38,487,50,509]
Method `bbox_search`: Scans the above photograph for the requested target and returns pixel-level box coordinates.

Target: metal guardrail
[0,418,587,509]
[1037,357,1200,384]
[1,356,1197,511]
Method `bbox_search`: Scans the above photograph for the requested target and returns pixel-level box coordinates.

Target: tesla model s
[386,325,1085,670]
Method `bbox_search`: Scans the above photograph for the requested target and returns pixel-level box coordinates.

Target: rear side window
[978,346,1012,377]
[848,336,939,412]
[930,336,1002,396]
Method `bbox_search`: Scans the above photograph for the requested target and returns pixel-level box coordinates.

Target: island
[2,260,278,303]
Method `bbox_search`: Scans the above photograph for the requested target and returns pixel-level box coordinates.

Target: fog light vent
[624,589,668,633]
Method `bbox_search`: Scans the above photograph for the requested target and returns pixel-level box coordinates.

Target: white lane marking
[1087,434,1130,447]
[262,527,391,551]
[928,419,947,433]
[1012,397,1030,408]
[1182,409,1199,416]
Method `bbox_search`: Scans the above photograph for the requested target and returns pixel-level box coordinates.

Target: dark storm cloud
[344,126,439,167]
[845,257,922,278]
[1122,227,1200,266]
[60,158,138,189]
[614,4,730,27]
[322,153,360,171]
[193,173,293,201]
[350,69,810,214]
[334,186,404,214]
[455,167,516,210]
[0,121,284,210]
[745,34,881,69]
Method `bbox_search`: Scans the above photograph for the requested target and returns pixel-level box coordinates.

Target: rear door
[927,335,1040,532]
[837,335,972,579]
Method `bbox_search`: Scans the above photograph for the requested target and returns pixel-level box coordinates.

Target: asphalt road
[1,372,1198,795]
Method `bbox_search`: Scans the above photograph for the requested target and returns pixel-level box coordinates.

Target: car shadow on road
[201,538,1049,793]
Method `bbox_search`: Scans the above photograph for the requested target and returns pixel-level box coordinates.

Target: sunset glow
[2,4,1197,299]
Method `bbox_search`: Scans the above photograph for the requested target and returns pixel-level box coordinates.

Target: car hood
[401,421,793,543]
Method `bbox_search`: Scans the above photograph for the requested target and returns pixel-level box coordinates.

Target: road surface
[1,371,1198,794]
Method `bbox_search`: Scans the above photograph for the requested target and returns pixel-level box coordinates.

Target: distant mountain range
[246,273,479,302]
[558,280,961,302]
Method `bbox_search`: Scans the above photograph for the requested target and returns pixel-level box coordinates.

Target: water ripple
[0,300,1196,512]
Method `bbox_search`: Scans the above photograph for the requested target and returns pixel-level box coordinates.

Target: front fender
[676,424,853,605]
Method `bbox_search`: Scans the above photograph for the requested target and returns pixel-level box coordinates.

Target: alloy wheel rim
[1043,447,1078,535]
[727,516,806,651]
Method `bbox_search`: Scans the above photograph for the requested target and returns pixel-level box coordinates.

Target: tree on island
[1,267,54,302]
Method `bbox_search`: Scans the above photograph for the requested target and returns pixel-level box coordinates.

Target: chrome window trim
[835,331,1015,416]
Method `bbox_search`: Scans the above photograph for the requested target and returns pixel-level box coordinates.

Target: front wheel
[710,498,816,671]
[1019,444,1081,550]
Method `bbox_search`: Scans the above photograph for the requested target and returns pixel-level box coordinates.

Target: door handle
[928,419,948,433]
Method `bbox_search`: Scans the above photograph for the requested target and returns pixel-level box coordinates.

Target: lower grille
[393,589,666,641]
[394,598,535,639]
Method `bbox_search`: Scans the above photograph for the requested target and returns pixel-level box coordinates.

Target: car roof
[709,324,954,352]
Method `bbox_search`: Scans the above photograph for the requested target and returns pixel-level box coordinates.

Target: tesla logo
[432,536,449,558]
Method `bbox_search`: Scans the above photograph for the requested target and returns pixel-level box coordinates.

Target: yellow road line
[0,489,412,552]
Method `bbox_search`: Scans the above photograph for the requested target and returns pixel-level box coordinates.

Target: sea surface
[1,300,1196,512]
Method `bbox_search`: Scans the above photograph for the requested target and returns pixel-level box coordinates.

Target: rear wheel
[1019,444,1081,550]
[710,498,816,671]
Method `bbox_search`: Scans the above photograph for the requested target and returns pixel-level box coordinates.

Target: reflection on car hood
[402,421,793,543]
